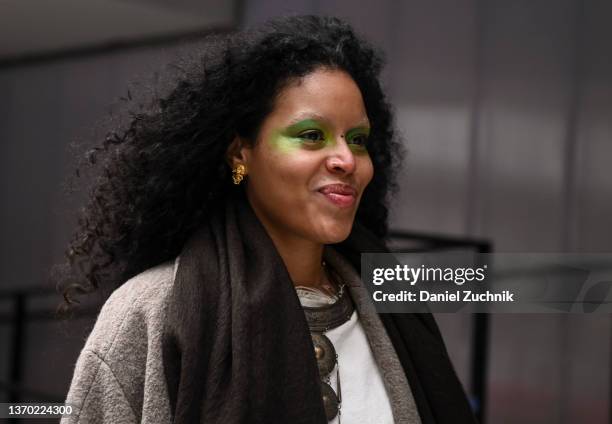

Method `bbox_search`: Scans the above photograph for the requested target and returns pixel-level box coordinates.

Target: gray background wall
[0,1,610,423]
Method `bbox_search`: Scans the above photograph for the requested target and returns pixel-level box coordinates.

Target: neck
[269,232,326,289]
[244,190,329,290]
[250,212,326,288]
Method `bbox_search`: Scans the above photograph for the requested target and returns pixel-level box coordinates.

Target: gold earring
[232,164,246,185]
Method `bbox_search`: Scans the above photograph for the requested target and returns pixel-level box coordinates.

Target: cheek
[249,147,318,201]
[270,156,314,186]
[359,156,375,188]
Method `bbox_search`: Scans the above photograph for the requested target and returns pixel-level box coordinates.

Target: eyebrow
[286,112,370,128]
[286,113,328,127]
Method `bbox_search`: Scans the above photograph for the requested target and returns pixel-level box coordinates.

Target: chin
[314,219,354,244]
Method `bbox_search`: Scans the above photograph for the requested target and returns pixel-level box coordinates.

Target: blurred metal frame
[388,230,492,424]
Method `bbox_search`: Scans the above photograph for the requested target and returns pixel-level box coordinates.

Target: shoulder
[81,256,180,357]
[109,256,179,307]
[64,258,181,422]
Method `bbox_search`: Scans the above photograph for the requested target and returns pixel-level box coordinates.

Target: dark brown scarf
[161,187,477,423]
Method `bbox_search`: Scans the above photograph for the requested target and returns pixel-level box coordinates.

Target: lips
[317,183,357,208]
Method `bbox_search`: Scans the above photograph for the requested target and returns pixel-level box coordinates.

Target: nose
[325,138,356,175]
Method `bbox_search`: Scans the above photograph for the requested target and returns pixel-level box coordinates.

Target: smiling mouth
[317,184,357,208]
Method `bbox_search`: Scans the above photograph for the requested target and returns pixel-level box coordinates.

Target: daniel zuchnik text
[372,290,514,302]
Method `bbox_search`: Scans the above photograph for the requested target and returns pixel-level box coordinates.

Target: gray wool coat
[62,246,421,424]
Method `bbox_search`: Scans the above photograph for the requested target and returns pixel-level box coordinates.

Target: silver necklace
[298,263,354,422]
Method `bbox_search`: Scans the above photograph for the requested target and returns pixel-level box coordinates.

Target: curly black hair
[58,14,403,310]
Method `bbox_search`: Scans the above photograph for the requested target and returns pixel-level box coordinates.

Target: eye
[348,133,369,147]
[298,130,325,143]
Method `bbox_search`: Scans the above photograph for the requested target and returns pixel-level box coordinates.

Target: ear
[226,135,252,169]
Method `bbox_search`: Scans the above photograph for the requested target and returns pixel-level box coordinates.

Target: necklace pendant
[311,333,336,376]
[321,381,340,421]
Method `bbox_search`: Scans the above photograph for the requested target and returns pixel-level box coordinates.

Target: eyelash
[349,134,369,147]
[297,130,325,143]
[297,130,369,147]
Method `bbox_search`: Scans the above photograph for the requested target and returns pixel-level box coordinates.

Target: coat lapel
[336,222,477,424]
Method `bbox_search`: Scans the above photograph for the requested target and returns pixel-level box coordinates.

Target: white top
[296,287,395,424]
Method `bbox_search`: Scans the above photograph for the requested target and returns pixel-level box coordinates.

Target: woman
[59,15,476,424]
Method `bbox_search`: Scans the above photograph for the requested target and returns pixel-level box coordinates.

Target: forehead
[269,68,370,127]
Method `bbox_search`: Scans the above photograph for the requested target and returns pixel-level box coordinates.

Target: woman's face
[235,67,374,245]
